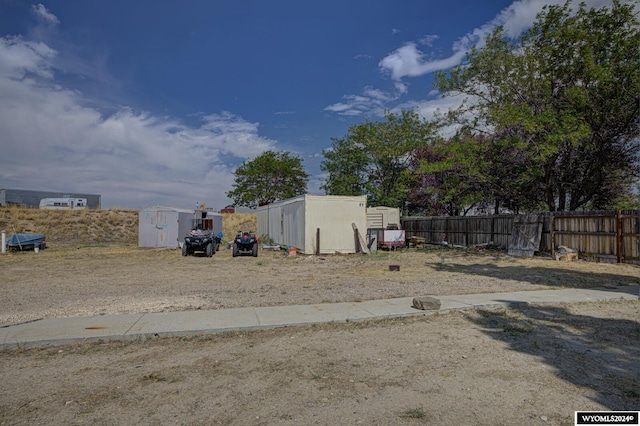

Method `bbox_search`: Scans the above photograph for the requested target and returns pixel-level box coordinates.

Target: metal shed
[138,207,223,248]
[257,195,367,254]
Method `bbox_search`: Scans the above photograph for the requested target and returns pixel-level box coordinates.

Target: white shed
[138,207,223,248]
[367,206,401,229]
[257,195,367,254]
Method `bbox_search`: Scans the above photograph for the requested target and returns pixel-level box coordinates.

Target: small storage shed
[138,207,223,248]
[257,195,367,254]
[366,206,405,249]
[366,206,401,229]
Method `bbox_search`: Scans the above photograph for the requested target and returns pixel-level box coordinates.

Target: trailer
[368,228,406,249]
[39,197,87,210]
[367,206,405,249]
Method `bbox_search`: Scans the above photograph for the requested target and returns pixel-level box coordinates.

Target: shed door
[155,210,170,246]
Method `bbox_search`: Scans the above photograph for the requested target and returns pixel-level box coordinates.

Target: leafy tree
[408,133,485,216]
[321,110,438,208]
[226,151,309,209]
[434,0,640,212]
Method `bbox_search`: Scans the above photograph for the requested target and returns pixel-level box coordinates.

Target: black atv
[232,231,258,257]
[182,229,222,257]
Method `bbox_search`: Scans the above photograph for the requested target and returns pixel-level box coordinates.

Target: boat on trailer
[7,233,46,251]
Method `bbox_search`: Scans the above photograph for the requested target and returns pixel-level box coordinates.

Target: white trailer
[39,197,88,210]
[257,195,367,254]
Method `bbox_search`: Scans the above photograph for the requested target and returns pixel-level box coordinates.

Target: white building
[257,195,367,254]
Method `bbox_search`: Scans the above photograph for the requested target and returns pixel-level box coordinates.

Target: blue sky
[0,0,615,209]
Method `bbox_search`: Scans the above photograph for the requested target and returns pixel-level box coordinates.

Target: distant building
[0,188,101,209]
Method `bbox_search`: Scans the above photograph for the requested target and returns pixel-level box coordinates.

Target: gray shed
[138,207,223,248]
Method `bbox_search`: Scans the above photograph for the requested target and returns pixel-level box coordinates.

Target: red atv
[232,231,258,257]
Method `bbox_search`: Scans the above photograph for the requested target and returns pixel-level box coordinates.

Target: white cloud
[417,35,439,47]
[0,36,56,79]
[379,42,467,80]
[32,4,60,26]
[0,35,276,209]
[328,0,625,119]
[379,0,620,82]
[324,85,401,117]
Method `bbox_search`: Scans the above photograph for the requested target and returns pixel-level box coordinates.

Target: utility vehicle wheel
[252,243,258,257]
[232,243,238,257]
[182,244,188,256]
[206,243,213,257]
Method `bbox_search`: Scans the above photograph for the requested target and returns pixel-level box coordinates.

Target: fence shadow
[426,261,639,289]
[465,303,640,410]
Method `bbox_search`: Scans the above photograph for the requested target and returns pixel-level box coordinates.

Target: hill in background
[0,207,256,246]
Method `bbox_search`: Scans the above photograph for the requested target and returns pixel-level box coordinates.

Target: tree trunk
[558,187,566,211]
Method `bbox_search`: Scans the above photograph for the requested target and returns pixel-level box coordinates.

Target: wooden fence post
[616,211,622,264]
[465,217,469,246]
[491,216,495,243]
[550,214,555,259]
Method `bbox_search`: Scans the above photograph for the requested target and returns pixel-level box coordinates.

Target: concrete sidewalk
[2,285,638,349]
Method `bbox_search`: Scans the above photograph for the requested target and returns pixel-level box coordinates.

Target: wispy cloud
[379,43,466,80]
[417,35,439,47]
[324,86,401,117]
[32,4,60,26]
[0,34,276,208]
[328,0,620,119]
[379,0,616,82]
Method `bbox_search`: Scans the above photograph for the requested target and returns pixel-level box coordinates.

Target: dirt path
[1,245,638,424]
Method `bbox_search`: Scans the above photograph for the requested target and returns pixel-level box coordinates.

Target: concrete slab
[125,308,259,337]
[2,314,145,348]
[2,285,637,349]
[256,303,370,326]
[357,297,419,316]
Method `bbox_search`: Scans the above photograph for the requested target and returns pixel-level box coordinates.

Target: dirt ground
[1,245,639,425]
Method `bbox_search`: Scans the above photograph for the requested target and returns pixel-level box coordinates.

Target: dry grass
[220,212,257,241]
[0,207,256,246]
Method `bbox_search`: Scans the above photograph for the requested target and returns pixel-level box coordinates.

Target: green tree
[408,132,485,216]
[226,151,309,209]
[434,0,640,212]
[321,110,438,208]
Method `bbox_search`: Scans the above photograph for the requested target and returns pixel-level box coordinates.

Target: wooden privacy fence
[401,209,640,265]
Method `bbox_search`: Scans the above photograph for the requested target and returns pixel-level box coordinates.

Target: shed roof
[140,206,194,214]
